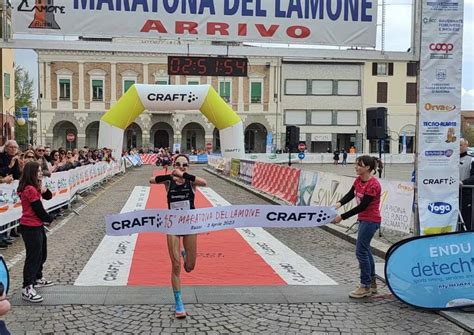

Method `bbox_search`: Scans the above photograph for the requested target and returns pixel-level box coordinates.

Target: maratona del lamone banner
[105,205,336,236]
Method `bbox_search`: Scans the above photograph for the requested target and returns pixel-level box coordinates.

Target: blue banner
[385,231,474,310]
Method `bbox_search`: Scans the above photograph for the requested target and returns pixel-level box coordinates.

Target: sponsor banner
[0,181,22,226]
[243,153,415,164]
[309,171,358,227]
[238,160,256,184]
[230,159,241,178]
[252,162,300,204]
[139,153,158,165]
[417,0,463,235]
[379,180,414,233]
[386,231,474,310]
[0,161,123,225]
[105,205,337,236]
[266,132,273,154]
[311,133,332,142]
[12,0,378,47]
[309,171,414,233]
[296,170,319,206]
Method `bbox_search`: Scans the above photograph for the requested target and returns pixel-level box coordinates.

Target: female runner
[149,154,207,318]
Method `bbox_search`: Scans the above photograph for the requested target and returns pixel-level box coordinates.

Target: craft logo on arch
[18,0,64,30]
[147,92,199,103]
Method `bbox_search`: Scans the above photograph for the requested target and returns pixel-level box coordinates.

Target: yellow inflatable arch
[98,84,245,158]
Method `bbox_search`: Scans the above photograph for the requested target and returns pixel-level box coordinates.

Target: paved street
[1,165,467,334]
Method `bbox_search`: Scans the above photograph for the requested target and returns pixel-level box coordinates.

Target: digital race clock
[168,56,248,77]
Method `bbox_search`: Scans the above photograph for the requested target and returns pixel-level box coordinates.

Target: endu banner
[385,231,474,310]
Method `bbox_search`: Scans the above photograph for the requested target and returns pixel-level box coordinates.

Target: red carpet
[127,170,286,286]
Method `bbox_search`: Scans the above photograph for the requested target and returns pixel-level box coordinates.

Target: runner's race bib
[170,200,190,210]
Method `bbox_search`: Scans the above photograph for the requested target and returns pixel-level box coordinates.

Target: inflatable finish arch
[98,84,245,159]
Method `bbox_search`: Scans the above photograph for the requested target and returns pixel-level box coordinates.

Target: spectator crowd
[0,140,116,249]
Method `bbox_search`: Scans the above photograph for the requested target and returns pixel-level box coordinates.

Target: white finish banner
[105,205,337,236]
[12,0,378,47]
[417,0,463,235]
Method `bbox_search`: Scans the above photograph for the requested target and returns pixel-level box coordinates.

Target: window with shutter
[123,80,135,94]
[59,79,71,100]
[219,81,231,102]
[92,79,104,101]
[377,82,388,103]
[407,63,417,76]
[250,82,262,103]
[406,83,417,103]
[3,73,10,99]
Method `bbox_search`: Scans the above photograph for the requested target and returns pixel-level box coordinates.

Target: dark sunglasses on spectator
[26,155,34,158]
[54,153,59,156]
[36,149,45,152]
[175,162,188,168]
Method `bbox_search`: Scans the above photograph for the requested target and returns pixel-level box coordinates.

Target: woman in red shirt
[333,155,383,299]
[17,161,54,303]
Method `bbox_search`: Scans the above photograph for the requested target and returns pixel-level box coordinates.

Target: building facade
[37,49,418,154]
[0,3,15,146]
[281,60,417,154]
[37,50,279,153]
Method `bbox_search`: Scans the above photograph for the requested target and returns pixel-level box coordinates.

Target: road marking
[199,187,337,285]
[75,186,149,286]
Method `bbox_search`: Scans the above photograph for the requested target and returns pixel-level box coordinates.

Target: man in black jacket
[0,140,21,180]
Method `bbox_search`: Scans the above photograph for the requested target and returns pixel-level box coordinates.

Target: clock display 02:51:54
[168,56,248,77]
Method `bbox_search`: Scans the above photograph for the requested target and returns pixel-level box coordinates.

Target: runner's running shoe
[175,300,187,319]
[181,249,191,273]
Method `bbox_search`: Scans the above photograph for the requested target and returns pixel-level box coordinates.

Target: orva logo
[424,103,456,112]
[423,177,456,185]
[428,202,452,215]
[147,92,198,103]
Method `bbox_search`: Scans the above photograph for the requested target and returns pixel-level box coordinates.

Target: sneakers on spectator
[21,285,43,303]
[35,278,54,288]
[371,277,378,294]
[175,300,186,319]
[349,285,372,299]
[10,230,20,237]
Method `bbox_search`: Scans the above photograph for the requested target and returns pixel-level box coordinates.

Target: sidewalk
[204,168,474,333]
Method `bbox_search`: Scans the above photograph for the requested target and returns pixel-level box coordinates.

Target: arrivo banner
[385,231,474,310]
[417,0,464,235]
[12,0,377,47]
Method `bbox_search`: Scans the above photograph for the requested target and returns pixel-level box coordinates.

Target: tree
[14,65,36,147]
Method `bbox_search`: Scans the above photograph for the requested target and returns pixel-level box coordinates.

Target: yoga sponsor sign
[386,231,474,310]
[105,205,337,236]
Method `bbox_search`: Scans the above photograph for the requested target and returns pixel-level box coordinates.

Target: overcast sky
[13,0,474,109]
